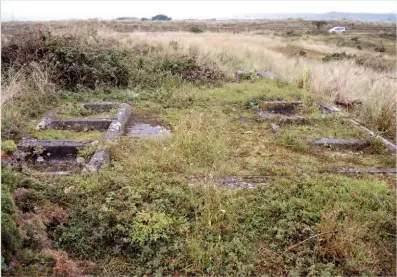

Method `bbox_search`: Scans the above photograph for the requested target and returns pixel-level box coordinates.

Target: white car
[328,26,346,33]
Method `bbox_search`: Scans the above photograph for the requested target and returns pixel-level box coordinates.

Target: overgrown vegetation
[1,21,396,276]
[1,28,225,140]
[322,51,357,62]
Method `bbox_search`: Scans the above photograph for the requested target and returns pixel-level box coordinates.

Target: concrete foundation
[235,70,277,80]
[261,101,302,114]
[310,138,370,149]
[258,111,308,124]
[81,102,118,111]
[48,118,113,131]
[339,168,396,174]
[18,139,95,158]
[84,103,132,172]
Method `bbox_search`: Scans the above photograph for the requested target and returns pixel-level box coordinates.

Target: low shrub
[1,29,226,93]
[1,140,17,154]
[374,44,386,52]
[322,51,357,62]
[1,170,23,262]
[189,26,204,33]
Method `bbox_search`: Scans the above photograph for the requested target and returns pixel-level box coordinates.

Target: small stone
[270,123,281,132]
[37,156,44,162]
[91,140,100,146]
[47,153,51,156]
[76,157,85,164]
[64,186,75,194]
[36,120,46,130]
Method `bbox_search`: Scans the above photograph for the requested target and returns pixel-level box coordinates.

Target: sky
[1,1,396,21]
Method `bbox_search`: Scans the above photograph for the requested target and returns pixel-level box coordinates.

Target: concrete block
[258,111,308,124]
[81,102,118,111]
[235,70,277,80]
[316,101,342,113]
[104,103,132,139]
[47,118,113,131]
[84,103,132,172]
[83,150,110,173]
[18,139,95,158]
[347,119,396,154]
[310,138,370,149]
[339,168,396,174]
[261,101,302,114]
[256,71,277,80]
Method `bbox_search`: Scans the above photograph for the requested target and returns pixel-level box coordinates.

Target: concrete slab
[347,119,397,154]
[81,102,118,111]
[235,70,277,80]
[84,103,132,172]
[47,118,113,131]
[83,150,110,173]
[104,103,132,139]
[126,123,171,138]
[258,111,308,124]
[18,139,95,158]
[261,101,302,114]
[188,175,267,189]
[339,168,396,174]
[310,138,370,149]
[316,101,342,113]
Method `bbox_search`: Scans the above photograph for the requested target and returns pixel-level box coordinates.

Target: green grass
[56,102,119,119]
[2,79,395,276]
[32,129,105,141]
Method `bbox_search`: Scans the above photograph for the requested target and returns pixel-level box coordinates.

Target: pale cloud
[1,1,396,21]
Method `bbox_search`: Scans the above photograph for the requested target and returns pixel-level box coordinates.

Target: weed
[322,51,357,62]
[374,44,386,52]
[189,26,204,33]
[78,145,98,159]
[33,129,104,141]
[1,140,17,154]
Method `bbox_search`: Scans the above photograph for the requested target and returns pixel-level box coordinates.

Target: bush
[1,213,23,261]
[1,29,130,91]
[374,45,386,52]
[1,173,23,262]
[1,29,226,93]
[1,140,17,154]
[189,26,204,33]
[151,14,171,21]
[322,51,357,62]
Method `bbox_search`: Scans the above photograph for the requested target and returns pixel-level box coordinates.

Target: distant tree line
[115,14,172,21]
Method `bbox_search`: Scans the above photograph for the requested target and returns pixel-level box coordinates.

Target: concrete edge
[47,118,113,131]
[315,101,396,154]
[81,102,118,111]
[347,119,397,154]
[309,138,370,147]
[315,101,342,113]
[339,168,397,174]
[83,103,132,172]
[18,139,96,157]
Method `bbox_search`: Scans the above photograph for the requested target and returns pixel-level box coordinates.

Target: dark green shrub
[322,51,357,62]
[374,45,386,52]
[14,190,44,213]
[151,14,171,21]
[1,29,130,91]
[189,26,204,33]
[1,213,22,261]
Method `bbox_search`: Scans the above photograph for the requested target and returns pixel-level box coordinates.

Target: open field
[1,20,396,276]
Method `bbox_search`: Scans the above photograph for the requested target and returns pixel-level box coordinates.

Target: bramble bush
[1,28,226,92]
